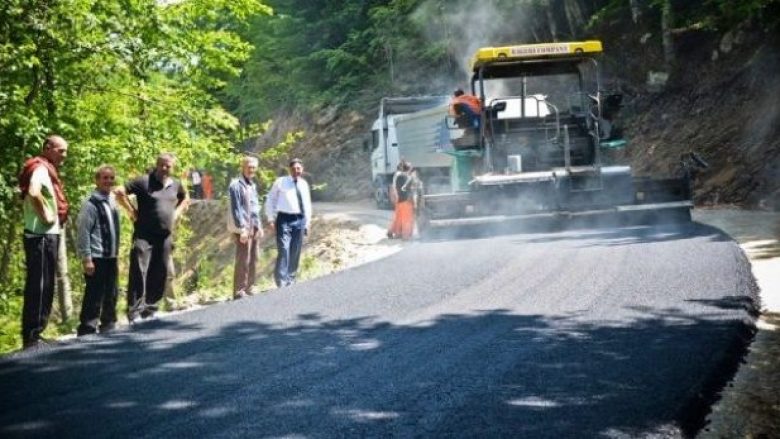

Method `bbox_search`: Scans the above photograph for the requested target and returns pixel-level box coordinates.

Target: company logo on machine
[510,43,570,57]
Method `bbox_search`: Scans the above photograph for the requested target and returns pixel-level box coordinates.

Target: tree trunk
[563,0,587,38]
[545,0,559,41]
[0,220,17,286]
[629,0,642,23]
[385,42,394,86]
[661,0,675,70]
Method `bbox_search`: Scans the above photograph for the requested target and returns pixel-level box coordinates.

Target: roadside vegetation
[1,0,778,353]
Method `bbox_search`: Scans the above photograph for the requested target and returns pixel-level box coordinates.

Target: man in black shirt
[115,153,188,322]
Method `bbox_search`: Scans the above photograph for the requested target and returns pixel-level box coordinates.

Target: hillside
[624,24,780,209]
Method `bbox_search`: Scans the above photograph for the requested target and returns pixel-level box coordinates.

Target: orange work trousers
[389,200,415,240]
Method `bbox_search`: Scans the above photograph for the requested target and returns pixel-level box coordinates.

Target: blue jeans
[275,212,305,287]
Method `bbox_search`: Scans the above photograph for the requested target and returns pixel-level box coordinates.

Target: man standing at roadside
[76,165,120,335]
[17,135,69,349]
[264,158,312,288]
[115,153,188,322]
[228,156,263,299]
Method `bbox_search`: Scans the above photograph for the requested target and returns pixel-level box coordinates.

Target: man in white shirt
[264,158,312,287]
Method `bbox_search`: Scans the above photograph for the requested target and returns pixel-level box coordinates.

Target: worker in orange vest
[449,88,482,129]
[202,172,213,200]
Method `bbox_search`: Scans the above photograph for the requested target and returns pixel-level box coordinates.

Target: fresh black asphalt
[0,222,758,438]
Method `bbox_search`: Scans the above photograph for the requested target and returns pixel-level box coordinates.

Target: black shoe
[22,339,40,350]
[22,338,51,350]
[99,323,116,333]
[77,326,98,337]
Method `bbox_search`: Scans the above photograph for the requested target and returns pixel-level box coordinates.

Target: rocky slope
[620,24,780,209]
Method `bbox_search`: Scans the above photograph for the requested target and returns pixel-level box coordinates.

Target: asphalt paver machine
[418,40,704,233]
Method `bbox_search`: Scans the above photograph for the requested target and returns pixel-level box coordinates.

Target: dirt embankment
[253,107,373,202]
[174,200,397,303]
[623,25,780,209]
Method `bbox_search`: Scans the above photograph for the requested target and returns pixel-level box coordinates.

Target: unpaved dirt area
[307,201,402,273]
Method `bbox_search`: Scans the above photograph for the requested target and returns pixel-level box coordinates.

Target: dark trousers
[21,233,59,345]
[78,258,118,335]
[233,232,259,295]
[274,213,305,287]
[127,235,172,314]
[454,103,480,129]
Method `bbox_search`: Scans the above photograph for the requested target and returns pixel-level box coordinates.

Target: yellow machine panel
[471,40,603,70]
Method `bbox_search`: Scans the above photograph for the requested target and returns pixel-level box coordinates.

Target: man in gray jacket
[76,165,120,335]
[228,156,263,299]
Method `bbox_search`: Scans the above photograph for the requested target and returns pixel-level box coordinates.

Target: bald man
[115,153,188,322]
[18,135,69,349]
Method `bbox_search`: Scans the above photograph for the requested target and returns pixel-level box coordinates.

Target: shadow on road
[0,295,756,438]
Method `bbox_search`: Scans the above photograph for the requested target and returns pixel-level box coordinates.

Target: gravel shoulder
[694,208,780,438]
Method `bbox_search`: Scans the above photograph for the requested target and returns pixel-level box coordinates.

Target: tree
[660,0,675,69]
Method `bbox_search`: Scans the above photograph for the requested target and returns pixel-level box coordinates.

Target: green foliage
[590,0,780,30]
[0,0,271,353]
[224,0,461,122]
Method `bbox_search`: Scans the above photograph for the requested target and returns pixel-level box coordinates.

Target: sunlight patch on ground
[106,401,138,409]
[199,406,236,418]
[162,361,203,369]
[159,399,197,410]
[332,408,401,422]
[506,396,561,408]
[348,339,381,351]
[1,420,51,433]
[276,399,317,409]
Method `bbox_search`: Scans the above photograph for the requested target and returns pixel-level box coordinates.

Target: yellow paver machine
[418,40,706,233]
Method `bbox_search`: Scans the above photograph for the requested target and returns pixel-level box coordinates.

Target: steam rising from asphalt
[411,1,536,76]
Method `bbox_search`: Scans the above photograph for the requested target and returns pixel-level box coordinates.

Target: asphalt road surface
[0,221,757,438]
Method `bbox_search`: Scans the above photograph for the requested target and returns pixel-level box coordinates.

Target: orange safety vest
[450,94,482,116]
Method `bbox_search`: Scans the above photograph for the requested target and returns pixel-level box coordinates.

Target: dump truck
[370,96,452,208]
[418,40,704,233]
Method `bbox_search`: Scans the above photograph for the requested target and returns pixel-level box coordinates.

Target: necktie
[294,178,305,217]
